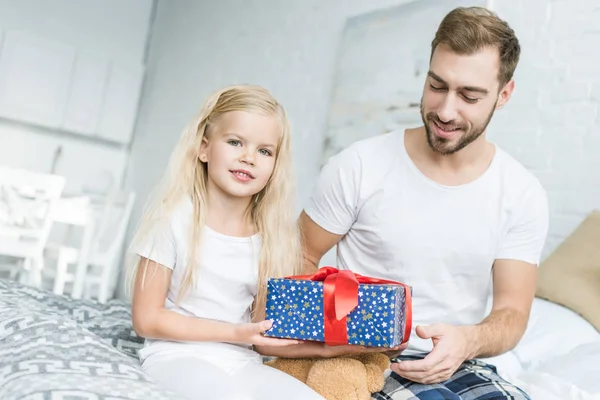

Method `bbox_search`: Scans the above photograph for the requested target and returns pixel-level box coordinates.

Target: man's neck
[406,127,496,186]
[205,183,255,237]
[427,134,489,171]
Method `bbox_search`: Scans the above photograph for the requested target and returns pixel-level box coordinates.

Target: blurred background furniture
[43,189,136,303]
[0,165,66,287]
[0,164,135,303]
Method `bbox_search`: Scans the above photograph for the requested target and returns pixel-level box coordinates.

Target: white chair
[44,194,95,295]
[46,190,136,303]
[0,166,66,287]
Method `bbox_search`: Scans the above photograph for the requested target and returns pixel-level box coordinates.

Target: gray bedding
[0,278,184,400]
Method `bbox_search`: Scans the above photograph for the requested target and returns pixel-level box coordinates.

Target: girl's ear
[199,137,209,162]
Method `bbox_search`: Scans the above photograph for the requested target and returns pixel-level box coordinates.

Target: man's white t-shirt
[134,198,262,363]
[304,130,549,354]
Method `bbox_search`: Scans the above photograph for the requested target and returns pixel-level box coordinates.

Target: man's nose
[437,94,459,123]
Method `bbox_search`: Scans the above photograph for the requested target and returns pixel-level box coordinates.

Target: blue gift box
[263,272,412,348]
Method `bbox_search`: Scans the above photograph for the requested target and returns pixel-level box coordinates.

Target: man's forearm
[465,307,529,359]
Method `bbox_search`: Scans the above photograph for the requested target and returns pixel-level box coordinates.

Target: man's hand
[391,324,473,384]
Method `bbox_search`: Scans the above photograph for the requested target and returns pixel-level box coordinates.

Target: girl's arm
[131,258,298,347]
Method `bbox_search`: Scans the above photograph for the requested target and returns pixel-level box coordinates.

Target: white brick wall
[124,0,412,225]
[0,0,152,194]
[488,0,600,258]
[122,0,599,299]
[120,0,411,296]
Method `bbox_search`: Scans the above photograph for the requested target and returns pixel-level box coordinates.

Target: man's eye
[228,140,241,146]
[462,95,479,103]
[430,84,446,92]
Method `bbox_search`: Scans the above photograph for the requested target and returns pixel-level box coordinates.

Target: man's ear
[495,79,515,110]
[199,136,209,162]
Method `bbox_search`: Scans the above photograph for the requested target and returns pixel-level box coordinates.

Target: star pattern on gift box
[264,278,408,348]
[265,280,325,341]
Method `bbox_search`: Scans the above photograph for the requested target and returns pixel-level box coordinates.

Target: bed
[1,211,599,400]
[480,210,600,400]
[0,277,186,400]
[1,276,598,400]
[480,297,600,400]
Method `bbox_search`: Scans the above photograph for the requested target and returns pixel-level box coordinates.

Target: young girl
[126,85,325,400]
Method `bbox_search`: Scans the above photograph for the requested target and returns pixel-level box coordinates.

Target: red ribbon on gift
[285,266,412,346]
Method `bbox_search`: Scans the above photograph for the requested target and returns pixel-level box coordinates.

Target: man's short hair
[431,7,521,89]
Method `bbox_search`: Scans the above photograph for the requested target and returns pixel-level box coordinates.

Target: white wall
[487,0,600,257]
[125,0,410,215]
[121,0,412,298]
[317,0,600,260]
[0,0,153,194]
[122,0,599,298]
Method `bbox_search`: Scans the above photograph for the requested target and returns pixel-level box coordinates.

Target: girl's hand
[383,342,409,359]
[232,320,300,347]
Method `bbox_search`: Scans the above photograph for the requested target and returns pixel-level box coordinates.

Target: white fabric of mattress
[479,298,600,399]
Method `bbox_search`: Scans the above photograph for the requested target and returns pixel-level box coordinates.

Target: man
[299,6,548,399]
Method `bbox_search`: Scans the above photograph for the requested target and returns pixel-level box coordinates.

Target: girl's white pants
[142,352,325,400]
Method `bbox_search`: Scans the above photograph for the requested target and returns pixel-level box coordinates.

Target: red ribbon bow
[286,266,412,346]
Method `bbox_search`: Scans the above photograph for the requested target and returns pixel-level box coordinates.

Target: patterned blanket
[0,278,185,400]
[0,278,526,400]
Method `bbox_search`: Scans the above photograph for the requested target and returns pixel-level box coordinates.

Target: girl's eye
[259,149,272,156]
[228,140,241,146]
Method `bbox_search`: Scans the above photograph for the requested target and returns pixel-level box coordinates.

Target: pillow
[0,279,182,400]
[0,313,182,400]
[536,209,600,332]
[0,277,144,358]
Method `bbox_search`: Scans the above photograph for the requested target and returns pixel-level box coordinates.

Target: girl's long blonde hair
[126,84,302,320]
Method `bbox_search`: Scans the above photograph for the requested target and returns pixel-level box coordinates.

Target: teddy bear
[264,352,391,400]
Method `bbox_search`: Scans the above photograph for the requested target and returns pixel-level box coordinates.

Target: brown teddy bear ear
[356,352,391,371]
[263,357,316,384]
[356,353,391,394]
[308,358,372,400]
[363,362,387,393]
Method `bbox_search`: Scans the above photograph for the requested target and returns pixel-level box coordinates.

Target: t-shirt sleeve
[496,181,549,266]
[303,146,361,235]
[133,218,177,270]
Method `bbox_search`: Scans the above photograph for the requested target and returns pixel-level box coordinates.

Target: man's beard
[420,101,496,156]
